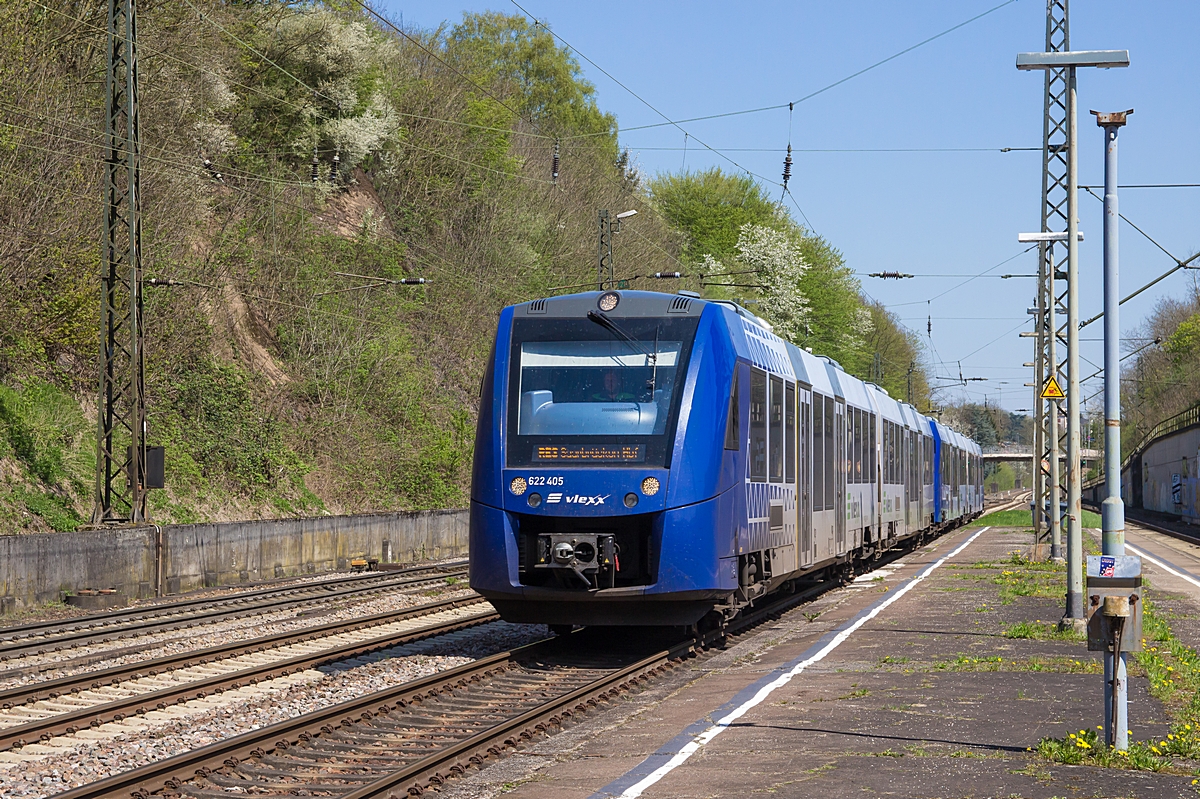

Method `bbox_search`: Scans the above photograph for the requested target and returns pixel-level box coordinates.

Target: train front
[469,290,738,627]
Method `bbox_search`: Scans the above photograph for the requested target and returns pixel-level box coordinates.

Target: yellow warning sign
[1041,375,1066,400]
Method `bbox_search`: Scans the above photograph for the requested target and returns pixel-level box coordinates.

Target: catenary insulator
[552,140,560,184]
[928,315,932,335]
[331,152,340,183]
[781,144,793,190]
[311,150,319,183]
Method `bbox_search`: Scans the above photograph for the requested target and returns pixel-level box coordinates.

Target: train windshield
[507,316,700,467]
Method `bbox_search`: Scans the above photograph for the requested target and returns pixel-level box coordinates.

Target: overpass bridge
[982,446,1102,464]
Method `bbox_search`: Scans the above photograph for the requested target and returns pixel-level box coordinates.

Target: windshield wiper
[587,310,659,392]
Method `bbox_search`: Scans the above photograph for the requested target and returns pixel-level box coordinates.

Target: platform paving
[442,522,1200,799]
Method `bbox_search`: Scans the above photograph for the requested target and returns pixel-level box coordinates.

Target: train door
[835,399,846,555]
[907,429,916,532]
[799,387,812,566]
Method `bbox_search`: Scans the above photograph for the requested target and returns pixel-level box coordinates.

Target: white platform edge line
[616,525,991,799]
[1123,542,1200,591]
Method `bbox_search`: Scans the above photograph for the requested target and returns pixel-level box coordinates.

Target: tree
[648,168,784,264]
[446,13,614,139]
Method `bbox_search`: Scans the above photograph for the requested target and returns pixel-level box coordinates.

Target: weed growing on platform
[1036,727,1172,771]
[1003,620,1086,642]
[1037,591,1200,774]
[931,654,1100,674]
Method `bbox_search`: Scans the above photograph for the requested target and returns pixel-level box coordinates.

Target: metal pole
[597,210,611,291]
[1064,66,1084,626]
[1034,0,1069,558]
[1096,107,1130,749]
[1047,241,1063,563]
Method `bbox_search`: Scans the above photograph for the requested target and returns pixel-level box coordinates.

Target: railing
[1121,402,1200,473]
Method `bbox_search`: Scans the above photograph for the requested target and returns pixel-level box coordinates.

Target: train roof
[508,290,977,451]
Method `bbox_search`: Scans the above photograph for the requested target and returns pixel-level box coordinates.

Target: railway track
[41,558,879,799]
[0,595,497,754]
[0,562,467,667]
[28,515,989,799]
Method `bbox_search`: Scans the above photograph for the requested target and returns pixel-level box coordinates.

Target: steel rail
[341,644,685,799]
[0,567,468,663]
[46,642,555,799]
[0,595,487,710]
[0,561,463,644]
[0,600,497,753]
[48,514,983,799]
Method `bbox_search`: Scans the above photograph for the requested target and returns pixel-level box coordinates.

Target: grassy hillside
[0,2,936,532]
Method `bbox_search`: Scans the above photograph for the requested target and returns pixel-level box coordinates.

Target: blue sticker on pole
[1087,555,1141,578]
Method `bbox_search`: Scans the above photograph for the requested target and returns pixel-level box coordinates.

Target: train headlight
[624,493,639,508]
[509,477,527,496]
[597,291,620,312]
[527,493,542,508]
[641,476,660,496]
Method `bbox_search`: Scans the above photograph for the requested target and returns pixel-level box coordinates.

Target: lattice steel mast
[1033,0,1069,559]
[93,0,146,523]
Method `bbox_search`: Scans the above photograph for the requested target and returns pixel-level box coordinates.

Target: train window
[769,376,784,483]
[824,395,835,509]
[785,383,796,483]
[883,422,890,483]
[869,413,876,480]
[506,315,701,467]
[750,368,768,482]
[889,423,897,484]
[813,395,825,510]
[853,408,863,483]
[724,364,741,451]
[926,437,932,483]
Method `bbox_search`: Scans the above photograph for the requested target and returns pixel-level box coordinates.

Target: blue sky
[380,1,1200,413]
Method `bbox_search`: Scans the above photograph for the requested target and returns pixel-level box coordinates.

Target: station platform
[445,520,1200,799]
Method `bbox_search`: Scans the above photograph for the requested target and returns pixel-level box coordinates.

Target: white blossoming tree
[704,224,811,342]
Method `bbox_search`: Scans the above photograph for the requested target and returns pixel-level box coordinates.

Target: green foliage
[12,488,82,532]
[1164,312,1200,358]
[447,12,615,139]
[648,168,928,400]
[0,381,91,491]
[648,168,784,264]
[157,359,308,494]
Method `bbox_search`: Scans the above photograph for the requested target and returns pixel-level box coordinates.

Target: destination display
[532,444,645,462]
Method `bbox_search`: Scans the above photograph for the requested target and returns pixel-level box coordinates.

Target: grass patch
[971,508,1102,529]
[836,688,870,700]
[878,655,910,665]
[1003,620,1085,642]
[11,488,82,532]
[1036,581,1200,774]
[1036,727,1174,771]
[930,654,1100,674]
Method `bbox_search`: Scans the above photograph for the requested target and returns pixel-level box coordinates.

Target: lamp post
[1094,107,1132,750]
[1017,48,1129,628]
[597,209,638,290]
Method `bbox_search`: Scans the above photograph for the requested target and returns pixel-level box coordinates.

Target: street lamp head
[615,209,638,220]
[1015,50,1130,70]
[1091,109,1134,127]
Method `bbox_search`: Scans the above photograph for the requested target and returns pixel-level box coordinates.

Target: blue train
[469,290,984,627]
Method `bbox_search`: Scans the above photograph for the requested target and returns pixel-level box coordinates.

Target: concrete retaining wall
[0,508,468,612]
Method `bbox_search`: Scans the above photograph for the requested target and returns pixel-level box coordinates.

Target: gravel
[0,620,547,798]
[0,584,476,689]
